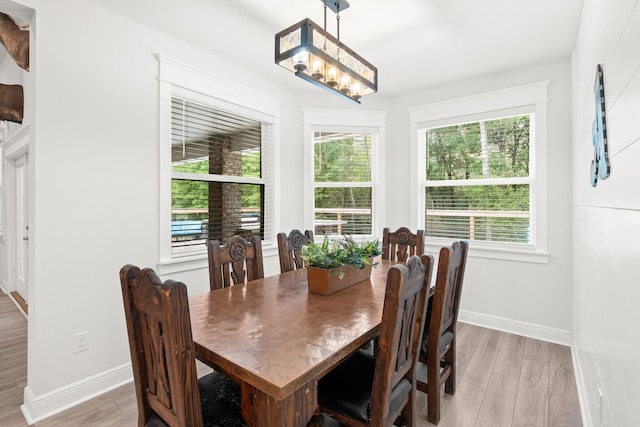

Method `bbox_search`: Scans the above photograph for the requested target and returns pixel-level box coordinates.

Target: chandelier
[274,0,378,104]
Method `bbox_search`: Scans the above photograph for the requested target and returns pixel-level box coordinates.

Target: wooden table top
[189,259,395,401]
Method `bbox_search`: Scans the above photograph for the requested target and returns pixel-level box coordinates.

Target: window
[303,109,387,241]
[158,56,281,270]
[410,82,549,262]
[171,97,265,255]
[313,131,373,236]
[424,115,532,245]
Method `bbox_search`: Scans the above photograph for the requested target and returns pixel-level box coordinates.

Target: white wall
[13,0,299,421]
[388,58,574,340]
[572,1,640,426]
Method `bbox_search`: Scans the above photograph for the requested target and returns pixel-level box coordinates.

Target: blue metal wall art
[591,64,610,187]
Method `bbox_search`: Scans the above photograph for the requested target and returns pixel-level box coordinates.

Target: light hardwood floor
[0,292,582,426]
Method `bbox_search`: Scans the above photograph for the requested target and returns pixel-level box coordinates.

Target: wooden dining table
[189,258,397,427]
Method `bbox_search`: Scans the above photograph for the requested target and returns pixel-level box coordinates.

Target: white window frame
[303,108,387,243]
[409,82,549,263]
[157,56,283,273]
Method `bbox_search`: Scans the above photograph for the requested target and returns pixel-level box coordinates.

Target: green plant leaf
[301,234,382,271]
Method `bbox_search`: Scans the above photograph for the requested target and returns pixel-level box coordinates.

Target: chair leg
[444,340,456,395]
[427,363,441,424]
[427,387,441,424]
[399,390,415,427]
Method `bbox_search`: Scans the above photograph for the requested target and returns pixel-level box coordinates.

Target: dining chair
[417,240,469,424]
[376,226,425,355]
[119,265,247,427]
[318,254,434,427]
[277,229,314,273]
[207,235,264,290]
[381,227,425,262]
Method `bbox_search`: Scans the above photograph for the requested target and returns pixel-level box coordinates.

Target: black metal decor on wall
[591,64,610,187]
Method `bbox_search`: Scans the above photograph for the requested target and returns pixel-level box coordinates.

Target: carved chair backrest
[369,255,434,425]
[381,227,425,262]
[119,265,203,427]
[427,240,469,351]
[207,235,264,290]
[277,229,314,273]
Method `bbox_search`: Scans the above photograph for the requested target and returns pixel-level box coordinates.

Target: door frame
[14,153,28,301]
[4,125,29,303]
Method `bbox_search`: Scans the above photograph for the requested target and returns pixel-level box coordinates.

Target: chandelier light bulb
[312,59,324,80]
[327,67,338,86]
[294,51,309,72]
[340,75,351,94]
[351,82,362,99]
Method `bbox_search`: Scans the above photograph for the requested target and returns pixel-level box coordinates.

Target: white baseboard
[570,340,593,427]
[21,363,133,424]
[458,309,573,346]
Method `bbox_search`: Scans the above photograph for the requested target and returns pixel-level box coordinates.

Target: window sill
[424,240,549,264]
[157,242,279,275]
[157,252,208,275]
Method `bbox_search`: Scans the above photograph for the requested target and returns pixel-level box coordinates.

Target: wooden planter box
[306,263,373,295]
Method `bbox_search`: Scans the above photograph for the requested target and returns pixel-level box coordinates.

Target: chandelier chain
[336,3,340,40]
[323,3,327,31]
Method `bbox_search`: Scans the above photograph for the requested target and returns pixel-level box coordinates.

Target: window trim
[303,108,387,242]
[409,82,550,263]
[157,56,283,273]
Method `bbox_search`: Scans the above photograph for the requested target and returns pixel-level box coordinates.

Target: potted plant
[301,235,382,295]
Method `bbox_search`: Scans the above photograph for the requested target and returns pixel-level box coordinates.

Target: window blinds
[313,132,373,236]
[171,97,264,252]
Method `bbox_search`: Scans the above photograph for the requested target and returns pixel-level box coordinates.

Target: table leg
[241,380,317,427]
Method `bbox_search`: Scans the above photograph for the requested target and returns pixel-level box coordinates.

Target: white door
[15,154,28,302]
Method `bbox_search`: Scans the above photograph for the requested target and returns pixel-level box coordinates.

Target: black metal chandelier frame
[274,0,378,104]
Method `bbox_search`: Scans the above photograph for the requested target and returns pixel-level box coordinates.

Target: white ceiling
[85,0,584,96]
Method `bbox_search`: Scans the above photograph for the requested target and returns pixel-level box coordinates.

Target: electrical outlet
[597,387,604,424]
[74,331,90,353]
